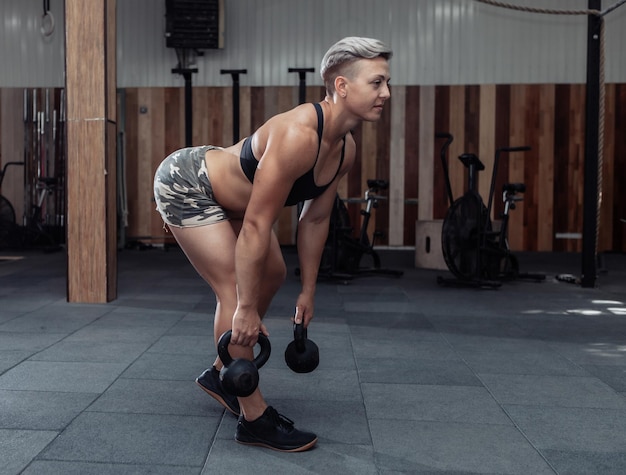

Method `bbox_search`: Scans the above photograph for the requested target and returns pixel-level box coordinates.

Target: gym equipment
[288,67,315,105]
[436,133,544,288]
[217,330,271,397]
[284,322,319,373]
[317,179,404,281]
[221,69,247,143]
[172,52,198,148]
[0,162,24,250]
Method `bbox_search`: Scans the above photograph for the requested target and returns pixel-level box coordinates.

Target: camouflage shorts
[153,145,228,227]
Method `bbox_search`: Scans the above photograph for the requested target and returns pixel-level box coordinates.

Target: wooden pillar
[65,0,117,302]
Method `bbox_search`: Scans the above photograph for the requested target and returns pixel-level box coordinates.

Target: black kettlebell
[284,323,319,373]
[217,330,271,397]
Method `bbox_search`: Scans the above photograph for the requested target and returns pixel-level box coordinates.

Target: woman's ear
[335,76,347,98]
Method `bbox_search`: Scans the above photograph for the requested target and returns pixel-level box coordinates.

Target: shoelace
[266,407,295,430]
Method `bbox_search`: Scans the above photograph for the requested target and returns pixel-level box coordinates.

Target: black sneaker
[196,367,240,416]
[235,406,318,452]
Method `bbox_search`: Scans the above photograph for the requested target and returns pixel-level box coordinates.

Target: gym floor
[1,246,625,474]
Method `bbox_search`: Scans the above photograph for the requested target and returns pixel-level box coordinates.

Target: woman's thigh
[168,220,286,307]
[169,221,238,301]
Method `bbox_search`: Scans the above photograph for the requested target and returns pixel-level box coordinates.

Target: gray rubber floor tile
[0,332,65,352]
[504,405,626,452]
[0,350,32,373]
[0,389,97,430]
[580,364,626,391]
[0,429,58,475]
[345,310,434,330]
[204,438,377,475]
[39,412,216,467]
[87,378,217,417]
[91,307,185,328]
[0,360,127,393]
[363,383,511,425]
[431,315,529,339]
[0,306,109,334]
[105,297,198,313]
[538,449,626,475]
[64,325,169,344]
[358,357,482,386]
[443,335,588,376]
[369,419,555,474]
[0,296,59,313]
[29,340,151,363]
[165,319,213,337]
[479,374,626,408]
[121,352,208,381]
[147,334,214,356]
[547,340,626,366]
[282,399,372,446]
[22,461,200,475]
[259,368,361,402]
[345,300,421,314]
[351,333,459,362]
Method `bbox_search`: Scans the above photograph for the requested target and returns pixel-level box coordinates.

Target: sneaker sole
[195,379,240,416]
[235,437,318,452]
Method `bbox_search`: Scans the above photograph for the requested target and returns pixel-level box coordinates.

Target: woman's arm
[294,134,356,327]
[231,123,317,347]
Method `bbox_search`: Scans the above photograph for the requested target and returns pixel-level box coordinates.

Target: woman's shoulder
[256,103,320,146]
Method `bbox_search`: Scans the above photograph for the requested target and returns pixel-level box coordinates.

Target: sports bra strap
[313,102,324,150]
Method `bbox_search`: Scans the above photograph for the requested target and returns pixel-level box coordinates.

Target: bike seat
[458,153,485,171]
[366,179,389,190]
[38,177,58,187]
[503,183,525,193]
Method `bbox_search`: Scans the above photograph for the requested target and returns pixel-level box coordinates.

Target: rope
[475,0,626,17]
[597,19,605,255]
[474,0,626,259]
[474,0,599,15]
[602,0,626,16]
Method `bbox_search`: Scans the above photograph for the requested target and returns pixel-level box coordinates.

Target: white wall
[1,0,625,88]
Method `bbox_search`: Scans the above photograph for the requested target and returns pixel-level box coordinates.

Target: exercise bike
[0,160,62,252]
[435,133,544,288]
[316,179,403,282]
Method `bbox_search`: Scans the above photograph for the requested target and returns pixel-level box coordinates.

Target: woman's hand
[293,293,315,328]
[231,307,269,347]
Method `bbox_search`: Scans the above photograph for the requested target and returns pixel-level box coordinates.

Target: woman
[154,36,392,452]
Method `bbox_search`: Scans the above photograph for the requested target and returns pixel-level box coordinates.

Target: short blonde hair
[320,37,393,94]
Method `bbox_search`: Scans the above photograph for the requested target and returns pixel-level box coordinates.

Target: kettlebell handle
[217,330,271,369]
[293,322,307,353]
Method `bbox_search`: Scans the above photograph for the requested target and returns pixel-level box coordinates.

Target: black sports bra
[240,103,345,207]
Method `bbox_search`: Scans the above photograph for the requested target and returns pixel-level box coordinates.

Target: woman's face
[343,56,391,121]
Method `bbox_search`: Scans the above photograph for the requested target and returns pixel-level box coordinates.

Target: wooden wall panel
[493,85,511,222]
[418,86,435,221]
[478,84,496,207]
[403,86,420,246]
[448,86,467,207]
[6,82,625,256]
[537,85,555,251]
[508,85,528,251]
[389,86,406,246]
[433,86,450,219]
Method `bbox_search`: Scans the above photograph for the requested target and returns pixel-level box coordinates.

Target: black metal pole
[172,67,198,147]
[581,1,601,288]
[288,68,315,105]
[221,69,247,143]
